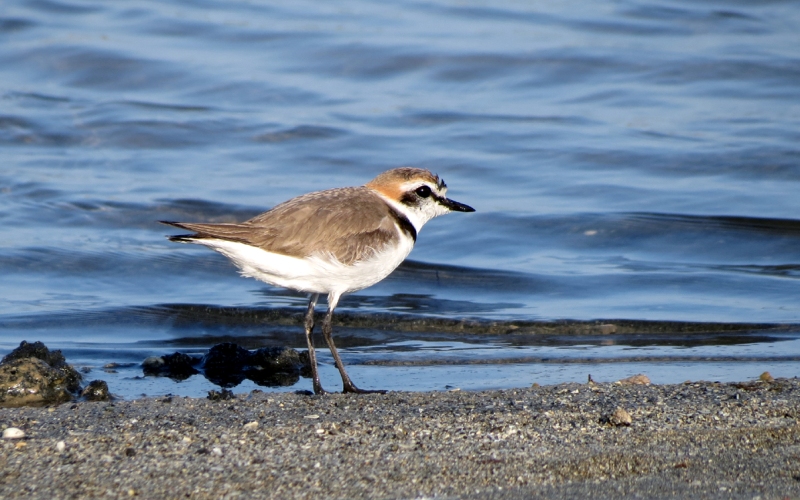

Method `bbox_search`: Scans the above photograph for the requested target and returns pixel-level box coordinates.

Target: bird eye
[415,185,431,198]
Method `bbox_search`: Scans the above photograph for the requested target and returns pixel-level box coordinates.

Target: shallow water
[2,0,800,397]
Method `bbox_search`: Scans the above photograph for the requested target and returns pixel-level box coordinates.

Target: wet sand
[2,378,800,499]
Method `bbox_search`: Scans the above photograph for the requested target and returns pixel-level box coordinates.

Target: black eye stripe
[400,184,440,206]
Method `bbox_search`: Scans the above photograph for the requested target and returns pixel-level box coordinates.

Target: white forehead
[398,179,447,194]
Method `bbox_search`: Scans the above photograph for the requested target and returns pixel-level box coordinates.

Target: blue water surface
[2,0,800,396]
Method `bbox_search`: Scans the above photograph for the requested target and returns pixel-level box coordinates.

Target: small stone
[245,346,304,387]
[244,421,259,430]
[202,343,250,387]
[212,447,223,456]
[608,407,632,426]
[759,371,774,382]
[141,356,165,372]
[3,427,25,439]
[617,374,651,385]
[81,380,111,401]
[56,440,66,452]
[143,353,200,380]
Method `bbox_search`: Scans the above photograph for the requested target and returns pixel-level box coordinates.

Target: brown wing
[163,187,404,265]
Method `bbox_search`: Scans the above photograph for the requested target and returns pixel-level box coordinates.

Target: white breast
[195,234,415,296]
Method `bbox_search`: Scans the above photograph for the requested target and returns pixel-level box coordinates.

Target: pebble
[207,389,234,401]
[56,440,65,452]
[243,421,259,430]
[608,407,633,426]
[3,427,25,439]
[81,380,111,401]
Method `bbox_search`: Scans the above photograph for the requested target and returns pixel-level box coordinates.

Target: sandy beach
[2,377,799,499]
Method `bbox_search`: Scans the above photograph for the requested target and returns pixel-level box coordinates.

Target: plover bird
[162,167,474,394]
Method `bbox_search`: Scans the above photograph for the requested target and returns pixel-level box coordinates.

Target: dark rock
[2,341,82,393]
[142,343,309,390]
[244,346,303,387]
[202,343,250,387]
[141,356,165,374]
[249,346,302,372]
[163,352,201,378]
[81,380,111,401]
[207,389,234,401]
[298,350,313,378]
[2,340,64,366]
[142,352,200,380]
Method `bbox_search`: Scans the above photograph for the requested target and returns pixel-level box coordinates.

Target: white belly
[195,237,414,295]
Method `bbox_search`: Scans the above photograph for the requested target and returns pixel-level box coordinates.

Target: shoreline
[2,379,800,499]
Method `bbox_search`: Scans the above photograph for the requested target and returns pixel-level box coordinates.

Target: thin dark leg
[303,293,326,395]
[322,292,386,394]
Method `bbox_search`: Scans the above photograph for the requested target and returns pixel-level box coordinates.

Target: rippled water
[2,0,800,396]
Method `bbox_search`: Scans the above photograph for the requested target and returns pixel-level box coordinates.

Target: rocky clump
[0,341,84,408]
[142,352,201,380]
[142,343,309,388]
[81,380,111,401]
[207,388,234,401]
[604,407,633,426]
[204,343,307,387]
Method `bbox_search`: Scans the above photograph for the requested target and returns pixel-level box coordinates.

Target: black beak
[438,196,475,212]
